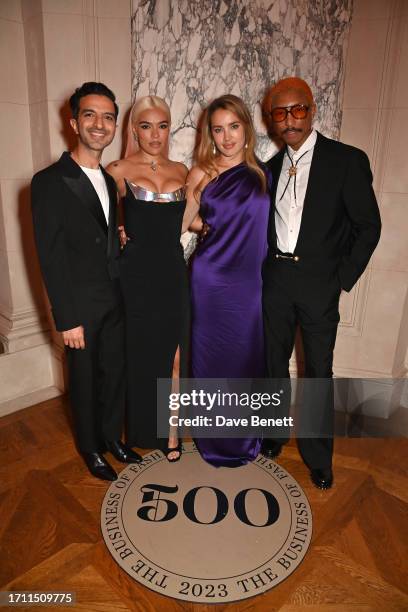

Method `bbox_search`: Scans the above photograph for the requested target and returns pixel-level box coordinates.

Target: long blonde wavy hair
[124,95,171,158]
[195,94,266,199]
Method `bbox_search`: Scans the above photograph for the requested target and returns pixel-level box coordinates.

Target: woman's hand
[189,215,210,241]
[199,220,211,242]
[118,225,129,248]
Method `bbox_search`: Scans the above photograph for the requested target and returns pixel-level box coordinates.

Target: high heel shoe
[165,440,182,463]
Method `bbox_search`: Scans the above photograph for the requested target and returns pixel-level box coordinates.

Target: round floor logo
[101,442,312,603]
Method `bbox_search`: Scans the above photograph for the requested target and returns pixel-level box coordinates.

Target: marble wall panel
[131,0,353,163]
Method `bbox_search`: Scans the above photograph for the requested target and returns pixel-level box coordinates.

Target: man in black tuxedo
[31,82,141,480]
[261,77,381,489]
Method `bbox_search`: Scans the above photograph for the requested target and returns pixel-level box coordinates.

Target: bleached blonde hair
[124,95,171,158]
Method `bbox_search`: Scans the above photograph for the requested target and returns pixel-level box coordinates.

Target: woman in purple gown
[186,95,270,467]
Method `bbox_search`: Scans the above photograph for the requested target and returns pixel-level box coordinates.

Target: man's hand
[62,325,85,349]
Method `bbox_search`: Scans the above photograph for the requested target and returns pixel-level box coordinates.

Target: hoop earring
[212,143,216,155]
[244,143,248,149]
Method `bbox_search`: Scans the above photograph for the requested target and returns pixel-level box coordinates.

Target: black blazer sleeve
[339,148,381,291]
[31,171,81,332]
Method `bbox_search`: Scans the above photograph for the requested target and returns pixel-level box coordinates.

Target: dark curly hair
[69,82,119,119]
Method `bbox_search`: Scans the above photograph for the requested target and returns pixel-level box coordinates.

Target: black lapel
[58,152,108,235]
[268,148,285,207]
[266,148,285,250]
[294,132,329,253]
[101,166,118,259]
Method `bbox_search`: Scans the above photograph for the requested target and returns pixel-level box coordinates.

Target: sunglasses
[270,104,310,122]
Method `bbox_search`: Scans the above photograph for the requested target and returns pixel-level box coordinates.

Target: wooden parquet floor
[0,395,407,611]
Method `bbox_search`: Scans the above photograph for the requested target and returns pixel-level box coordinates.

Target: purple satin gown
[191,162,270,467]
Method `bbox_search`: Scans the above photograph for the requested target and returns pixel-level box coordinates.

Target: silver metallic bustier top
[125,179,186,202]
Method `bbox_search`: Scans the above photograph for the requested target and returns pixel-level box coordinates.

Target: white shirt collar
[288,128,317,159]
[80,164,102,173]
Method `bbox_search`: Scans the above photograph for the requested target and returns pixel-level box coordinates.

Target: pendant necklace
[142,155,159,171]
[279,148,309,203]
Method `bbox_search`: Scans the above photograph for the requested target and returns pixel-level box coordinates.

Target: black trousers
[262,258,341,470]
[66,281,125,453]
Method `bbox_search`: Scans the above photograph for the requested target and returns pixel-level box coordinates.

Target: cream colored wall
[334,0,408,380]
[0,0,131,416]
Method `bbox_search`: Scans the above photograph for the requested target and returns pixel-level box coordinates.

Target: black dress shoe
[82,452,117,481]
[310,468,333,490]
[261,439,283,459]
[106,440,143,464]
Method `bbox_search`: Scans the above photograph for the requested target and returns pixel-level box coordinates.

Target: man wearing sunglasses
[261,77,381,489]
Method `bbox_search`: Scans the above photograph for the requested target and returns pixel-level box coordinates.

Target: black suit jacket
[31,152,120,331]
[265,132,381,291]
